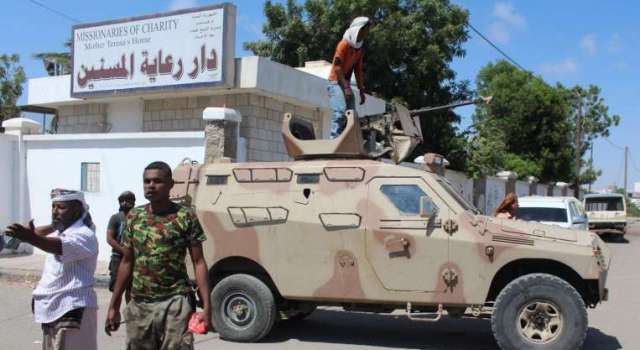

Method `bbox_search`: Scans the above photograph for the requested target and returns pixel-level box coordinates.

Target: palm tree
[32,39,71,76]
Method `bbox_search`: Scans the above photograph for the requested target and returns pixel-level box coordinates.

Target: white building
[1,4,384,261]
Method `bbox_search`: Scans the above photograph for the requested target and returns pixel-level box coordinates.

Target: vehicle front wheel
[211,274,277,342]
[491,273,587,350]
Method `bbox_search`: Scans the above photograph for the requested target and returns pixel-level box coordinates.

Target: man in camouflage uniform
[105,161,211,350]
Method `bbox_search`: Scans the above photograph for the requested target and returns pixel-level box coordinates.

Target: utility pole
[588,144,594,193]
[624,145,628,198]
[574,93,582,198]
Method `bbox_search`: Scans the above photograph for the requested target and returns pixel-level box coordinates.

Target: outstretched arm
[6,220,62,255]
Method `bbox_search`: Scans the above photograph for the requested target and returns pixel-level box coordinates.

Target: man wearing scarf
[328,16,371,138]
[5,188,98,350]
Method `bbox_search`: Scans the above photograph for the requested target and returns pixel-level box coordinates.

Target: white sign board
[71,4,235,97]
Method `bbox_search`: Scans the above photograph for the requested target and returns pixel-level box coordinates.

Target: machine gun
[361,96,492,163]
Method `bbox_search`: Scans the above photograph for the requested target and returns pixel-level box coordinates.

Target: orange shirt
[328,39,364,87]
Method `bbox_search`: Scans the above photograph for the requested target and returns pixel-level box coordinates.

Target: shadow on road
[583,327,623,350]
[600,233,629,244]
[266,309,498,349]
[260,309,620,350]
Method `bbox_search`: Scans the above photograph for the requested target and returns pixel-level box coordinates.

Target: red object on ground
[188,312,207,334]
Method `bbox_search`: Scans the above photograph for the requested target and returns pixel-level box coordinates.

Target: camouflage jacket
[122,203,206,300]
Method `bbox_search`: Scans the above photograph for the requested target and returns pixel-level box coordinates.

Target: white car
[517,196,588,230]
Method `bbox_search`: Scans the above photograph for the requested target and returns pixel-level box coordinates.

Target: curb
[0,267,111,289]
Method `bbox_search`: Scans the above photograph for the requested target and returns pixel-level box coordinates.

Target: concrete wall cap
[527,176,539,183]
[496,170,518,179]
[202,107,242,123]
[2,118,43,135]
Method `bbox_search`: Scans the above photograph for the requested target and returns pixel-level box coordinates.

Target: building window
[81,162,100,192]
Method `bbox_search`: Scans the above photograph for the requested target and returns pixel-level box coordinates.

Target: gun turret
[280,96,491,163]
[361,96,492,163]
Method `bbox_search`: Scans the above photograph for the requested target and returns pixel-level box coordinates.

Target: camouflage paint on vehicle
[172,110,610,313]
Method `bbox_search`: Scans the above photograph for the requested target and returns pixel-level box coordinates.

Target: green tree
[465,117,507,178]
[244,0,472,167]
[471,60,574,182]
[0,54,26,123]
[564,84,620,188]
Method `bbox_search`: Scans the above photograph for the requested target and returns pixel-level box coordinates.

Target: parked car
[583,193,627,235]
[518,196,588,230]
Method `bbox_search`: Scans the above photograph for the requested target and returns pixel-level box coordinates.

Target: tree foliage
[32,39,71,76]
[470,60,573,181]
[244,0,472,167]
[469,60,619,183]
[0,54,26,123]
[565,84,620,187]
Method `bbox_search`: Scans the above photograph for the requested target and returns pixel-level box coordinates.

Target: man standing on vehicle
[5,189,99,350]
[328,16,371,138]
[106,191,135,299]
[105,161,211,349]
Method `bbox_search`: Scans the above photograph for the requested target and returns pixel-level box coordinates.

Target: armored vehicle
[172,106,610,350]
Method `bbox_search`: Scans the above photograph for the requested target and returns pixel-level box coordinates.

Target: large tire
[211,274,277,342]
[491,273,588,350]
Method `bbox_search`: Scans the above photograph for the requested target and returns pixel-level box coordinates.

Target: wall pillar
[527,176,539,196]
[497,171,518,195]
[203,108,242,163]
[1,118,41,255]
[473,177,487,215]
[547,183,555,196]
[556,182,569,197]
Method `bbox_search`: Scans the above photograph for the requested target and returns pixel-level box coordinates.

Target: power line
[628,150,640,174]
[443,3,531,74]
[26,0,81,23]
[466,22,530,73]
[603,137,625,151]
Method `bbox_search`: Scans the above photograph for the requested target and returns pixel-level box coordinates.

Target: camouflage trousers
[125,294,194,350]
[42,308,97,350]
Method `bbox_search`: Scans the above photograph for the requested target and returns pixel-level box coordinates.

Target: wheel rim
[222,292,256,329]
[517,300,563,344]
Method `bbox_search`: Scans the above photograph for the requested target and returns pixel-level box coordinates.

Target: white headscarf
[50,188,95,230]
[343,17,370,49]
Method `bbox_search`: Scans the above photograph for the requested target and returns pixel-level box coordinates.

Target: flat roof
[584,193,624,198]
[519,196,576,203]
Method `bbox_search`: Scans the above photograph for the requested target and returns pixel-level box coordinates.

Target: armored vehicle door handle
[385,238,410,252]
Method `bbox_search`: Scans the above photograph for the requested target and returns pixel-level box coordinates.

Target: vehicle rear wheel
[491,273,587,350]
[211,274,277,342]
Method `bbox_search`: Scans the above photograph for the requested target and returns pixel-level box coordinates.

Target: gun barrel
[409,96,492,116]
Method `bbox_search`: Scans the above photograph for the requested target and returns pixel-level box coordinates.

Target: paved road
[1,222,638,350]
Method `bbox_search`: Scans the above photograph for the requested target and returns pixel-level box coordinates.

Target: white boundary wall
[0,134,18,231]
[485,176,507,216]
[515,181,530,198]
[24,132,205,261]
[537,184,548,196]
[445,170,474,204]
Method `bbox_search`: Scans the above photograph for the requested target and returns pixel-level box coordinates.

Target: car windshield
[585,197,624,211]
[517,207,568,223]
[436,178,480,214]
